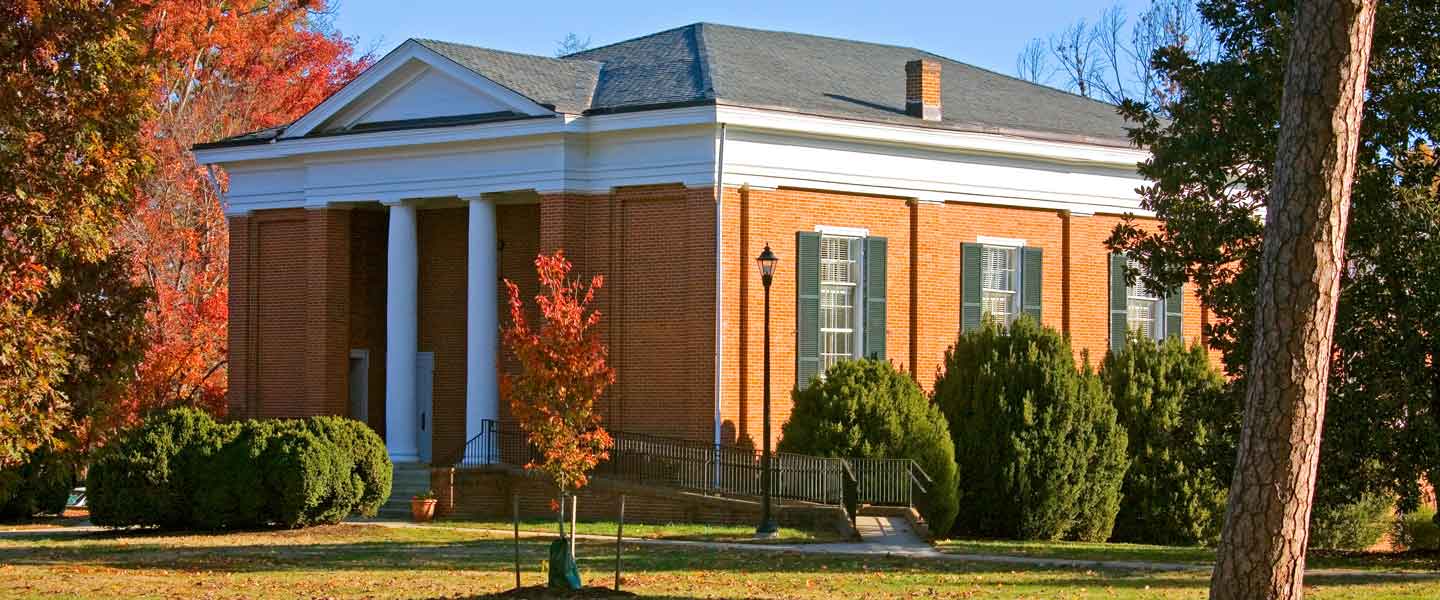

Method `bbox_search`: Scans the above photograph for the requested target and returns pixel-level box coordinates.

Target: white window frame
[818,232,864,376]
[1125,256,1166,340]
[977,237,1026,327]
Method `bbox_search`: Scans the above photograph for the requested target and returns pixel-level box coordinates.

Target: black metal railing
[447,420,925,513]
[848,457,933,507]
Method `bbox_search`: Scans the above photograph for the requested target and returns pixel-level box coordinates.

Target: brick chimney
[905,59,942,121]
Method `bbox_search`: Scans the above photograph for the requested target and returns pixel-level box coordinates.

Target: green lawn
[425,517,843,544]
[2,524,1438,598]
[937,538,1440,573]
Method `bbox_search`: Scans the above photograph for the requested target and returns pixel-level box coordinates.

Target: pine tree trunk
[1209,2,1377,599]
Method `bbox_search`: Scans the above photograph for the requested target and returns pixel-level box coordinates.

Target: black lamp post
[755,244,780,538]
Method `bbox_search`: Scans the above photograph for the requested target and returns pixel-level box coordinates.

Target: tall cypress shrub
[933,317,1127,541]
[778,359,959,535]
[1102,334,1232,545]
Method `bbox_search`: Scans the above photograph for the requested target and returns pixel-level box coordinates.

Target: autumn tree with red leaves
[501,251,615,498]
[1,0,155,470]
[116,1,370,422]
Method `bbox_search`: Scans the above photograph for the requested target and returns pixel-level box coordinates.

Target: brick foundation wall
[432,467,849,532]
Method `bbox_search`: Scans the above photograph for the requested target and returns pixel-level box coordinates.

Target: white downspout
[713,123,727,468]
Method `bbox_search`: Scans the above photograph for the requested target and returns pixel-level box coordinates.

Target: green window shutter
[1109,253,1129,352]
[863,236,887,360]
[961,243,982,332]
[796,232,822,389]
[1021,247,1043,324]
[1165,284,1184,339]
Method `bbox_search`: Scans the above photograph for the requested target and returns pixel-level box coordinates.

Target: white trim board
[976,236,1027,247]
[815,225,870,238]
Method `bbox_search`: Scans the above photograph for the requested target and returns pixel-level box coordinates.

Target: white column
[384,200,420,463]
[465,195,500,445]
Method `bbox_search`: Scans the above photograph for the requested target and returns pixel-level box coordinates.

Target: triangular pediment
[284,40,551,139]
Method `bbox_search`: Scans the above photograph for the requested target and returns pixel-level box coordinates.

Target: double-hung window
[962,240,1042,333]
[818,236,859,374]
[796,230,888,388]
[1125,256,1164,340]
[1108,253,1182,350]
[981,245,1021,326]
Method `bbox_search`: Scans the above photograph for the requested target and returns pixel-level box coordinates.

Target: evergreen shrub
[933,316,1128,541]
[778,359,959,536]
[88,408,391,530]
[1101,334,1233,545]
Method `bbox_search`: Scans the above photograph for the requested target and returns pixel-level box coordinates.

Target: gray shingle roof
[200,23,1136,148]
[415,39,600,114]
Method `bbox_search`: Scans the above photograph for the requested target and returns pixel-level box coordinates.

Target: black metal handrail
[447,420,931,514]
[847,457,933,507]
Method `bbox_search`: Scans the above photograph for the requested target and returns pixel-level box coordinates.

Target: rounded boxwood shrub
[0,447,76,520]
[191,420,276,530]
[261,426,361,527]
[89,409,390,530]
[294,416,392,517]
[1101,334,1232,546]
[87,408,229,528]
[778,359,959,536]
[933,316,1128,541]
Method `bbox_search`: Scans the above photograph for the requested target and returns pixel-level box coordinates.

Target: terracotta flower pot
[411,497,438,522]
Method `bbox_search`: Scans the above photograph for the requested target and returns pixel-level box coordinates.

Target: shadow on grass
[5,526,1437,595]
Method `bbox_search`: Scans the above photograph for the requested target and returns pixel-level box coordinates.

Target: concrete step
[379,463,434,520]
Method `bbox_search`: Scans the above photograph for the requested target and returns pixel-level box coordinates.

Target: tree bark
[1210,2,1377,600]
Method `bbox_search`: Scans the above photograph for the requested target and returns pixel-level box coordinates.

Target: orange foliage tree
[116,1,370,421]
[501,251,615,496]
[1,0,155,467]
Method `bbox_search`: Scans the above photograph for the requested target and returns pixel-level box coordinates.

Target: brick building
[195,23,1210,469]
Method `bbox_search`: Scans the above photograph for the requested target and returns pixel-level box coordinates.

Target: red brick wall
[229,185,1217,458]
[718,185,1217,451]
[227,208,356,420]
[227,214,253,418]
[497,200,541,424]
[231,209,309,418]
[418,207,469,462]
[719,186,914,449]
[306,209,351,417]
[537,186,717,442]
[349,209,388,435]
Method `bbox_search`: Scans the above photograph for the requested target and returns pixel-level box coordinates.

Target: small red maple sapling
[501,250,615,543]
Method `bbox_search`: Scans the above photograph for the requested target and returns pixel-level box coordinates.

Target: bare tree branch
[555,32,591,57]
[1016,38,1053,85]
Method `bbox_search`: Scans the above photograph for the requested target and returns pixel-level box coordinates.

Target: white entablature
[194,61,1152,218]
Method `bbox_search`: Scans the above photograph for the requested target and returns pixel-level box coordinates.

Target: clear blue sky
[331,0,1142,79]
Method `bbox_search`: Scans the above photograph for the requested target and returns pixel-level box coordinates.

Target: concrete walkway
[850,515,941,557]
